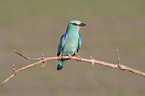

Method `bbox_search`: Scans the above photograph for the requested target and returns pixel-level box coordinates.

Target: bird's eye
[71,23,78,26]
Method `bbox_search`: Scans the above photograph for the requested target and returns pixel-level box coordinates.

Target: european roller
[57,20,86,70]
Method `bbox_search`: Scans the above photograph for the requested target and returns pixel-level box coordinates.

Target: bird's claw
[58,52,63,60]
[76,53,81,61]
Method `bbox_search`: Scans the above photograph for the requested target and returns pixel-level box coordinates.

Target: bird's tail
[57,60,66,70]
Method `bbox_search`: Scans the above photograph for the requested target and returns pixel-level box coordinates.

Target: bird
[57,20,86,70]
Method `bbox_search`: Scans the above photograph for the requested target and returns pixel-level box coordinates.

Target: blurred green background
[0,0,145,96]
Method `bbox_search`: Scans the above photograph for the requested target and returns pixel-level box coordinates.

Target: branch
[0,50,145,86]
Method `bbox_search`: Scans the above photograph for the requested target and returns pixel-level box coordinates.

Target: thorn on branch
[12,64,16,73]
[41,54,45,63]
[90,56,95,66]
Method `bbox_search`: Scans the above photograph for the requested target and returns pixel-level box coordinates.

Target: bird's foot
[76,53,81,61]
[67,53,72,58]
[58,52,63,60]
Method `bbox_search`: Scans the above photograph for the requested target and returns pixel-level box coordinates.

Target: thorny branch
[0,50,145,86]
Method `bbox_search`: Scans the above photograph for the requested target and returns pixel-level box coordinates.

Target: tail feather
[57,60,66,70]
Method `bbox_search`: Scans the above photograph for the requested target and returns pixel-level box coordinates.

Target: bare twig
[116,49,125,71]
[116,49,121,65]
[0,50,145,86]
[14,50,43,61]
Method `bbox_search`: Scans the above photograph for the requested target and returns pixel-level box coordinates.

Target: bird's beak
[79,23,86,27]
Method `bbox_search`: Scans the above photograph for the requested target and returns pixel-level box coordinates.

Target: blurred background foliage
[0,0,145,96]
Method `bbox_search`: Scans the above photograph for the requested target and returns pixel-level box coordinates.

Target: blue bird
[57,20,86,70]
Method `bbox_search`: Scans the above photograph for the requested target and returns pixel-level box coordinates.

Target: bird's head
[69,20,86,28]
[66,20,86,33]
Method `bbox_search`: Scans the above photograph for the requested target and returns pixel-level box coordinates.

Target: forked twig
[0,50,145,86]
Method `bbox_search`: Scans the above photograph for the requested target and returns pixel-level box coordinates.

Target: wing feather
[57,33,67,56]
[77,34,81,53]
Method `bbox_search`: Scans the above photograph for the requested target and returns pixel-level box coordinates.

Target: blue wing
[57,33,67,56]
[77,34,81,53]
